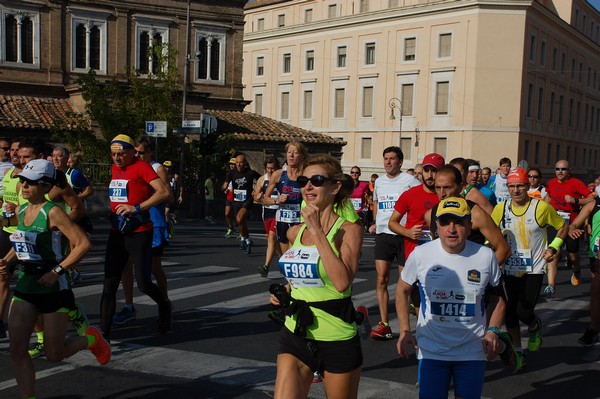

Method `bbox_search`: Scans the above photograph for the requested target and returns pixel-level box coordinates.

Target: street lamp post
[389,97,402,147]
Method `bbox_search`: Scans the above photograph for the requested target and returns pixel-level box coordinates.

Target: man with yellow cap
[491,167,567,371]
[397,197,501,398]
[102,134,171,339]
[163,160,182,224]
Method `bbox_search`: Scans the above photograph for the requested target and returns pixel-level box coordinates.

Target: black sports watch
[52,265,66,276]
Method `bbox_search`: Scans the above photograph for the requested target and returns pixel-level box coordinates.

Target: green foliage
[50,111,109,163]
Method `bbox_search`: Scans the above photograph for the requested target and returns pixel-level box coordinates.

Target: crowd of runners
[0,133,598,398]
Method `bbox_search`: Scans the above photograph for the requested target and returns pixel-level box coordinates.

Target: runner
[568,198,600,346]
[368,146,420,340]
[491,168,567,371]
[263,141,308,253]
[544,159,595,296]
[366,173,378,230]
[163,160,182,227]
[348,166,370,225]
[481,167,492,187]
[397,197,501,398]
[254,156,281,277]
[450,157,494,214]
[1,159,109,399]
[223,158,237,238]
[224,153,260,255]
[112,136,173,325]
[488,157,512,203]
[413,163,423,183]
[101,134,172,339]
[204,171,217,224]
[270,154,363,399]
[527,167,547,201]
[466,159,497,206]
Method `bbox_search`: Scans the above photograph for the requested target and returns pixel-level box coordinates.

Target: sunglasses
[297,175,336,188]
[19,177,47,186]
[437,216,469,227]
[135,150,146,155]
[555,167,568,171]
[350,171,360,175]
[528,175,540,178]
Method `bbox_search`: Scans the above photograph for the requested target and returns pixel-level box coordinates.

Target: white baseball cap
[18,159,56,183]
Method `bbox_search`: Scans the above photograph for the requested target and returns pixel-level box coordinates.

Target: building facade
[243,0,600,179]
[0,0,248,137]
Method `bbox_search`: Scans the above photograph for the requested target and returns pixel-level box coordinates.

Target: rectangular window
[588,67,592,86]
[254,94,263,115]
[334,88,345,118]
[559,95,564,125]
[401,138,412,159]
[277,14,285,28]
[537,88,544,121]
[72,18,105,72]
[438,33,452,58]
[401,84,414,116]
[283,53,291,73]
[524,140,530,162]
[281,92,290,119]
[361,137,372,159]
[547,143,552,164]
[257,18,264,31]
[529,35,536,62]
[569,98,574,127]
[195,31,226,82]
[526,84,533,118]
[256,56,264,76]
[561,52,566,74]
[328,4,337,18]
[404,37,416,61]
[552,48,558,70]
[579,62,583,82]
[365,42,376,65]
[571,59,576,79]
[434,138,447,159]
[362,86,374,117]
[4,13,36,64]
[137,26,167,75]
[305,9,313,23]
[306,50,314,71]
[540,41,546,66]
[535,141,540,164]
[360,0,369,13]
[303,90,313,119]
[549,92,555,123]
[556,144,561,162]
[337,46,347,68]
[435,81,449,115]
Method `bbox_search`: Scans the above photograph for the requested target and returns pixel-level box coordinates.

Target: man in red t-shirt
[545,159,596,293]
[388,153,444,314]
[101,134,171,340]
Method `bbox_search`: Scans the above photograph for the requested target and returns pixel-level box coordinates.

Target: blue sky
[588,0,600,11]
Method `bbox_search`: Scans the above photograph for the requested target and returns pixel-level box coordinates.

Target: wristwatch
[487,326,501,336]
[52,265,65,276]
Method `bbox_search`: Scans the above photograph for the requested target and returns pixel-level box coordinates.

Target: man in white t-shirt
[368,146,420,339]
[397,197,501,398]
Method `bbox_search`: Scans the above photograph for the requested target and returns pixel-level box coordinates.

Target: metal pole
[180,0,191,182]
[388,97,402,147]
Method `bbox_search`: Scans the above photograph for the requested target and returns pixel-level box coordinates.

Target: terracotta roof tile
[0,95,78,130]
[206,110,345,146]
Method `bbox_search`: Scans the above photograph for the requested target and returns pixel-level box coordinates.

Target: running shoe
[258,264,269,278]
[28,342,44,358]
[578,328,600,346]
[498,332,518,373]
[528,318,542,352]
[69,302,90,336]
[86,326,111,365]
[312,371,323,383]
[240,239,247,250]
[514,350,527,373]
[225,228,235,238]
[543,285,555,299]
[355,306,372,340]
[112,306,136,325]
[158,301,172,334]
[571,272,581,286]
[245,240,253,255]
[370,321,393,340]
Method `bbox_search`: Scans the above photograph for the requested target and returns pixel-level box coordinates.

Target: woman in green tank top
[0,159,109,399]
[270,154,364,399]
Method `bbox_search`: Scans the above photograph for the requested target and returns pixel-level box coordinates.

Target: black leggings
[503,274,543,328]
[100,229,169,338]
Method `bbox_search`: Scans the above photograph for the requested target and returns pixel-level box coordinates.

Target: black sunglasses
[437,216,469,227]
[297,175,336,188]
[555,167,568,171]
[19,177,42,186]
[528,175,540,178]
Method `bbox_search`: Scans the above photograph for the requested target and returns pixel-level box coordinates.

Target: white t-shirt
[492,173,510,203]
[401,239,501,361]
[374,172,420,234]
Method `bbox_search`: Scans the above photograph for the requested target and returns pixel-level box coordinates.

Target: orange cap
[507,168,528,184]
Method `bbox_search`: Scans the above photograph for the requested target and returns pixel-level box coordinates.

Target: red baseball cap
[421,153,445,170]
[507,168,528,184]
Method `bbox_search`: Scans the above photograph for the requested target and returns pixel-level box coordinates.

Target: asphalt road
[0,216,598,399]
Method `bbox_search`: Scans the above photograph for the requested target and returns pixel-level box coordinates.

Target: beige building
[243,0,600,179]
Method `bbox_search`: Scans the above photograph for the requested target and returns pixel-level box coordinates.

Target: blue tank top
[262,175,279,220]
[277,171,302,204]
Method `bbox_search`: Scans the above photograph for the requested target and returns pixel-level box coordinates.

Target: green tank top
[13,201,68,294]
[282,216,356,341]
[2,167,19,233]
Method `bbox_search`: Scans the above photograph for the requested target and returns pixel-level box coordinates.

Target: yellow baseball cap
[110,134,135,151]
[229,158,236,164]
[436,197,471,219]
[163,160,172,167]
